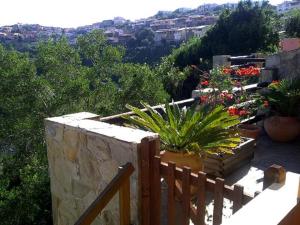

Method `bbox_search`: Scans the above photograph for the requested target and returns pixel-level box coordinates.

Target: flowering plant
[260,79,300,117]
[193,65,261,120]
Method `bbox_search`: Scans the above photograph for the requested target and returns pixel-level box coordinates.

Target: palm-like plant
[122,102,241,155]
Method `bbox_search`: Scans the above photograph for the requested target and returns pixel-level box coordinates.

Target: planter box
[203,138,256,177]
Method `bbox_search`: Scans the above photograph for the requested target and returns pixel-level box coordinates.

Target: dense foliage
[124,28,179,65]
[285,9,300,38]
[261,79,300,117]
[0,30,168,225]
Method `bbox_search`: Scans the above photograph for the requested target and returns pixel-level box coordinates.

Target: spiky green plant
[122,102,241,155]
[263,79,300,117]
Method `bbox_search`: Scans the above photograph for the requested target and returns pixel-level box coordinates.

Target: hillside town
[0,15,217,47]
[0,3,233,48]
[0,1,299,49]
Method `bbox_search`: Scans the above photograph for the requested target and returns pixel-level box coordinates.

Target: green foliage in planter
[262,79,300,117]
[123,102,241,154]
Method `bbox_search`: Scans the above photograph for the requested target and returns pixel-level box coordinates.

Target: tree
[0,45,52,225]
[285,9,300,38]
[114,63,168,110]
[173,0,279,69]
[0,30,169,225]
[35,38,89,117]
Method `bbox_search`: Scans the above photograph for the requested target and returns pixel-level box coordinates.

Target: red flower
[228,107,249,117]
[239,109,249,116]
[220,92,234,101]
[200,95,208,103]
[236,66,260,77]
[228,106,239,116]
[222,68,232,75]
[200,80,209,86]
[264,101,269,108]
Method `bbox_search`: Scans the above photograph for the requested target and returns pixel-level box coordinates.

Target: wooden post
[182,167,191,225]
[167,162,176,225]
[151,156,162,225]
[213,178,224,225]
[74,163,134,225]
[149,138,160,225]
[140,137,161,225]
[140,138,151,225]
[196,172,206,225]
[232,184,244,213]
[263,164,286,190]
[119,174,131,225]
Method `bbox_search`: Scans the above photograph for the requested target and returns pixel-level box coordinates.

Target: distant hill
[0,2,239,63]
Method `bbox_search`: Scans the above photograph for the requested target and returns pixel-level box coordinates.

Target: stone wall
[265,48,300,81]
[45,112,157,225]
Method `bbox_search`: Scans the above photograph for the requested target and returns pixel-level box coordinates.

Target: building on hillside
[197,3,218,13]
[154,25,210,44]
[118,34,135,44]
[186,15,217,27]
[101,20,114,28]
[221,3,238,10]
[154,28,176,43]
[150,19,176,31]
[173,17,187,27]
[0,32,7,37]
[277,0,300,13]
[131,19,153,31]
[190,25,210,38]
[113,17,127,26]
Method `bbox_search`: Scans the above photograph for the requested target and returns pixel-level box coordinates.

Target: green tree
[285,9,300,38]
[35,38,89,116]
[114,63,168,110]
[0,30,169,225]
[0,45,52,225]
[173,0,279,69]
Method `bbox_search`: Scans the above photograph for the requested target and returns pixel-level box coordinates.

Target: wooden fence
[74,163,134,225]
[139,137,285,225]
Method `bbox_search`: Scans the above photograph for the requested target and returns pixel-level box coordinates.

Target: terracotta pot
[160,150,203,196]
[237,124,262,140]
[160,150,204,172]
[264,116,300,142]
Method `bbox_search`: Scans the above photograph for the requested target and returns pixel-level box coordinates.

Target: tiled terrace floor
[205,131,300,224]
[226,132,300,195]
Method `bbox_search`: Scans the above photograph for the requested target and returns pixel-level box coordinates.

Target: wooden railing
[139,137,285,225]
[152,156,257,225]
[74,163,134,225]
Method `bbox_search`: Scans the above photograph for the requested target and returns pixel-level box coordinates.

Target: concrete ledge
[222,172,300,225]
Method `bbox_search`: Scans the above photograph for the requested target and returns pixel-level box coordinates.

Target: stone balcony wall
[45,112,157,225]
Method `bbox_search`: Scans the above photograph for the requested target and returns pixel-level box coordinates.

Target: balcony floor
[205,131,300,224]
[226,132,300,194]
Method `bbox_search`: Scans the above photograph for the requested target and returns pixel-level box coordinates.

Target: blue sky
[1,0,283,28]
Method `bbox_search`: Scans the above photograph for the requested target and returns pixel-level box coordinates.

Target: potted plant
[262,79,300,142]
[195,66,262,139]
[122,102,241,172]
[237,123,262,139]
